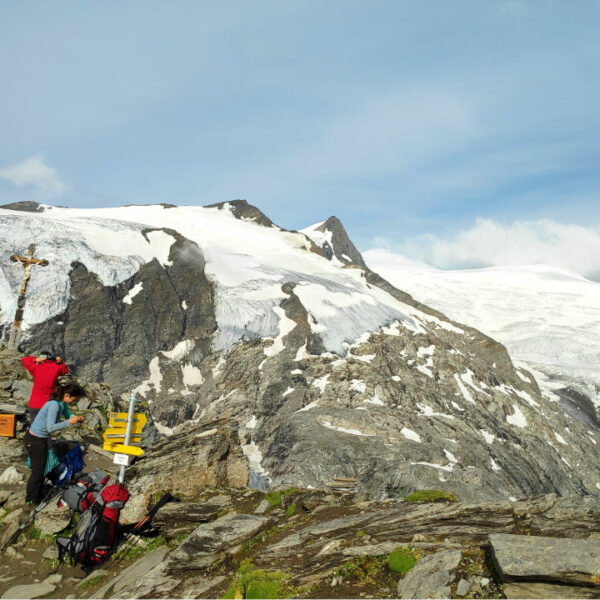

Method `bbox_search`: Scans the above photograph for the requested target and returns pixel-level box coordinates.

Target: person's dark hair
[51,382,86,401]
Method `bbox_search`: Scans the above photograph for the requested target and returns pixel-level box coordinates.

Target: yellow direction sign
[103,443,144,457]
[108,412,147,430]
[103,427,142,440]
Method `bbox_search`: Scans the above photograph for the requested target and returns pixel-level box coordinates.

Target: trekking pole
[112,492,179,562]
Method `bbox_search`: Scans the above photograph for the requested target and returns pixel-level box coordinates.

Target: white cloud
[378,219,600,281]
[0,155,68,195]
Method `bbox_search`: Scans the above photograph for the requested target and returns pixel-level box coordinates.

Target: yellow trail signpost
[103,443,144,457]
[102,400,146,473]
[108,413,147,429]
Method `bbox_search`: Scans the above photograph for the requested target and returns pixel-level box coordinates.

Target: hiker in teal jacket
[25,383,86,505]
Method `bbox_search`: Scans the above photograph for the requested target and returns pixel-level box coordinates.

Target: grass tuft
[403,489,459,503]
[79,573,108,589]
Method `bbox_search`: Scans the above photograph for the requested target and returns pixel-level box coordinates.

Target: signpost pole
[118,394,136,484]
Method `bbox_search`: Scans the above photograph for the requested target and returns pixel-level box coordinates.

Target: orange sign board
[0,414,16,438]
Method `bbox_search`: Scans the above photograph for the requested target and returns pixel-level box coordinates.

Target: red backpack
[57,483,129,571]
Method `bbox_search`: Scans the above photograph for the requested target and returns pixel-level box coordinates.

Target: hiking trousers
[24,430,48,504]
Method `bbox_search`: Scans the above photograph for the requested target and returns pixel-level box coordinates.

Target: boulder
[9,380,32,402]
[42,545,59,560]
[0,466,23,485]
[0,508,24,548]
[455,578,470,596]
[42,573,62,585]
[35,503,72,536]
[490,533,600,586]
[396,549,462,599]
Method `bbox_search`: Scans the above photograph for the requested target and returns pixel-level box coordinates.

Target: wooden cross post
[7,244,48,351]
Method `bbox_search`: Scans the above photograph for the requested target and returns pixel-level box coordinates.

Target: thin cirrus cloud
[372,218,600,282]
[0,155,68,196]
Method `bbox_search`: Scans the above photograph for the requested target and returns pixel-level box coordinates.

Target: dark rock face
[204,199,278,229]
[24,228,216,396]
[556,386,600,430]
[309,216,368,268]
[0,201,45,213]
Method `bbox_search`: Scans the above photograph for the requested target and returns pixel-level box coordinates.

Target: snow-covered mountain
[363,248,600,408]
[2,201,600,502]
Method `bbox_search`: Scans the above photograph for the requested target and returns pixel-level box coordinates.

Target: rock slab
[503,581,600,599]
[490,533,600,586]
[1,583,56,599]
[165,513,270,573]
[95,547,171,599]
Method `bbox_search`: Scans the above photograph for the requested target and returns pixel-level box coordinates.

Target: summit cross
[7,244,49,351]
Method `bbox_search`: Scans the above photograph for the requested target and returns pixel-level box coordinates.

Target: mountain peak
[302,216,367,268]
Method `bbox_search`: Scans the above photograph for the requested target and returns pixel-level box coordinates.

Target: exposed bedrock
[24,228,216,396]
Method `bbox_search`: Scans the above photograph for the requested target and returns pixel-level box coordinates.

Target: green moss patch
[224,560,297,599]
[388,548,417,574]
[265,491,283,507]
[403,489,459,503]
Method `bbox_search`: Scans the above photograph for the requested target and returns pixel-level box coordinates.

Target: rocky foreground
[1,472,600,600]
[1,351,600,599]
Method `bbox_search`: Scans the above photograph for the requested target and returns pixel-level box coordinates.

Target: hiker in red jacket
[21,351,69,423]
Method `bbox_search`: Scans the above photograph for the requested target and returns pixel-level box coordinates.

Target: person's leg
[25,432,47,504]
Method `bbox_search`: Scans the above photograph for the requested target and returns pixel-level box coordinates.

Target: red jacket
[21,356,69,409]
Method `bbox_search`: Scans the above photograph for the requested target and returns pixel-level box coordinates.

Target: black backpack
[56,483,129,572]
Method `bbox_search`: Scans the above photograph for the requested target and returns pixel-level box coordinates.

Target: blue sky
[1,0,599,265]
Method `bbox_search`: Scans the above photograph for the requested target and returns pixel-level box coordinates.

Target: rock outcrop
[3,488,599,599]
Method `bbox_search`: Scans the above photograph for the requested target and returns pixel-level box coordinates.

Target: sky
[1,0,599,275]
